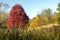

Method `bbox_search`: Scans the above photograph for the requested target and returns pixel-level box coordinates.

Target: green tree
[57,3,60,13]
[0,2,10,15]
[41,8,52,24]
[0,2,3,15]
[53,12,59,23]
[41,15,49,25]
[57,3,60,24]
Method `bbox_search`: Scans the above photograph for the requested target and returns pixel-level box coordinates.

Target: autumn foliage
[6,4,29,28]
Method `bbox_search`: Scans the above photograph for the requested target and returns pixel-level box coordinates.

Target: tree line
[0,3,60,29]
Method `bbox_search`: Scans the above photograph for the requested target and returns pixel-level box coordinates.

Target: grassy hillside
[0,24,60,40]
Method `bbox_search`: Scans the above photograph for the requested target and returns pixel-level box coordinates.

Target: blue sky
[0,0,60,19]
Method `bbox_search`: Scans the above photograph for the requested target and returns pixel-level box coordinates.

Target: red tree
[6,4,29,28]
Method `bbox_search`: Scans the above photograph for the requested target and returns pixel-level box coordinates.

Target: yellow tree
[0,10,8,28]
[0,11,8,22]
[28,14,41,29]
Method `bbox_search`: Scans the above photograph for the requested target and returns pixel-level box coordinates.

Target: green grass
[0,25,60,40]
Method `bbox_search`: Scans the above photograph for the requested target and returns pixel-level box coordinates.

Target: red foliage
[6,4,29,28]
